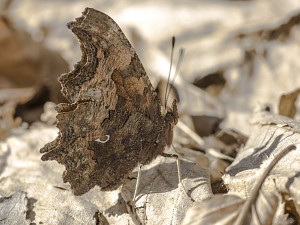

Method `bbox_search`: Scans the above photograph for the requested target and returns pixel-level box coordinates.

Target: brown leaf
[0,14,68,123]
[279,88,300,118]
[0,15,68,93]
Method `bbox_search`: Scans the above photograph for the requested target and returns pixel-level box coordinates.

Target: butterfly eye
[164,111,175,124]
[94,135,110,143]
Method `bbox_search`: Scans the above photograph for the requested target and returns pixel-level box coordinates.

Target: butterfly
[40,7,178,195]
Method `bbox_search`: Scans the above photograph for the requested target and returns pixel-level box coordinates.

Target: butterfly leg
[133,163,143,201]
[126,163,144,225]
[160,152,195,202]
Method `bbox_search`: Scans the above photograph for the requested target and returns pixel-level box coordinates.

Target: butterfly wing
[40,8,177,195]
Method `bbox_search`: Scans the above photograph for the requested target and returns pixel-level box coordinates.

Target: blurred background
[1,0,300,138]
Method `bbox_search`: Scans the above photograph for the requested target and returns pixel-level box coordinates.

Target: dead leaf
[0,123,213,225]
[0,14,68,123]
[182,142,294,224]
[181,191,289,225]
[193,71,226,96]
[0,191,29,225]
[222,110,300,223]
[181,195,244,225]
[121,157,213,225]
[0,125,125,224]
[279,88,300,118]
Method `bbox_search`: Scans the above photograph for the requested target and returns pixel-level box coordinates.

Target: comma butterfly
[40,8,178,195]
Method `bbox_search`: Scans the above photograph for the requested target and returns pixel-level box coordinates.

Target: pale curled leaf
[182,134,294,225]
[223,111,300,224]
[251,191,289,225]
[181,195,243,225]
[181,192,289,225]
[233,145,295,225]
[224,111,300,198]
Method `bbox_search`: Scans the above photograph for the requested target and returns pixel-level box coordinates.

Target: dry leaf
[193,71,226,97]
[181,191,289,225]
[181,195,244,225]
[179,111,300,224]
[279,88,300,118]
[183,141,294,224]
[0,14,68,123]
[224,111,300,197]
[0,125,123,224]
[2,1,300,224]
[222,110,300,223]
[121,157,212,225]
[0,123,213,225]
[0,15,68,94]
[0,191,29,225]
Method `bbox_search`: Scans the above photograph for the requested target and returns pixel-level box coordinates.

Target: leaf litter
[1,1,300,225]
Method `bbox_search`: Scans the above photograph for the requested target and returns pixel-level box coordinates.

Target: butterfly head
[164,99,178,125]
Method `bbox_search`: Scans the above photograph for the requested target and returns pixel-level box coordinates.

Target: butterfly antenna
[164,36,176,109]
[166,47,185,103]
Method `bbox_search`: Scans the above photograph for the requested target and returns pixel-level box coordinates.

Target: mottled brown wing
[40,8,178,195]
